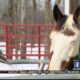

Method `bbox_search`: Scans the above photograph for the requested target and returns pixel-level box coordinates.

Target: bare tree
[70,0,78,14]
[44,0,52,55]
[44,0,52,24]
[6,0,18,59]
[31,0,37,45]
[14,0,21,59]
[40,0,52,69]
[33,0,37,23]
[7,0,27,59]
[56,0,61,6]
[19,0,27,59]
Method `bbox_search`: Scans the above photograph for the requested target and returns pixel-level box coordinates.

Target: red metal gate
[0,24,53,61]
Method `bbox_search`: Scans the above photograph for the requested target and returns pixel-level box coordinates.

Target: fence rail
[0,24,53,62]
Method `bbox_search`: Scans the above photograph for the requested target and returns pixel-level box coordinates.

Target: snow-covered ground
[13,43,45,60]
[0,42,45,60]
[0,63,39,70]
[0,42,48,70]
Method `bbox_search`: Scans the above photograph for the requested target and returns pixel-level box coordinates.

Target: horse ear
[53,4,64,22]
[73,6,80,24]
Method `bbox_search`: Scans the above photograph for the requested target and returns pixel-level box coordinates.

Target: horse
[49,4,80,70]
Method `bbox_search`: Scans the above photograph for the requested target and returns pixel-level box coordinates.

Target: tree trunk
[44,0,52,65]
[44,0,52,55]
[7,0,17,59]
[70,0,78,14]
[56,0,61,6]
[33,0,37,23]
[32,0,37,46]
[20,0,27,59]
[44,0,52,24]
[7,0,27,59]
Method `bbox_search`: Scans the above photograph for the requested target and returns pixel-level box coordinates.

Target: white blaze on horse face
[49,15,80,70]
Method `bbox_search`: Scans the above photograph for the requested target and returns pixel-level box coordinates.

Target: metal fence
[0,24,53,62]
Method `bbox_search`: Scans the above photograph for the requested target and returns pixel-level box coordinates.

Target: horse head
[49,4,80,70]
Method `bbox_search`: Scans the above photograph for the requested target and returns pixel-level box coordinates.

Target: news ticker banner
[0,70,80,74]
[0,60,80,74]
